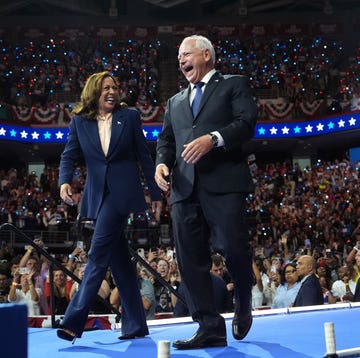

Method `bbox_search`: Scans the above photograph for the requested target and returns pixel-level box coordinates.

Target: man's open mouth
[183,65,193,72]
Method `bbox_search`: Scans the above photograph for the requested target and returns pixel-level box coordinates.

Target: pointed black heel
[57,329,77,344]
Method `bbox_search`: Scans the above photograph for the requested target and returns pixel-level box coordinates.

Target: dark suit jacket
[59,107,161,219]
[156,72,258,204]
[293,274,324,307]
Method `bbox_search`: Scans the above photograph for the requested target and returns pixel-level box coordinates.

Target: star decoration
[10,129,17,137]
[258,127,266,135]
[328,122,334,129]
[294,126,301,134]
[305,125,313,133]
[338,120,345,128]
[31,131,39,140]
[55,131,64,139]
[44,132,51,139]
[142,129,148,138]
[0,127,6,136]
[270,127,277,135]
[20,130,28,138]
[152,129,159,138]
[316,123,324,131]
[281,126,289,135]
[349,117,356,126]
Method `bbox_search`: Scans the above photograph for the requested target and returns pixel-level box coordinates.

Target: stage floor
[28,303,360,358]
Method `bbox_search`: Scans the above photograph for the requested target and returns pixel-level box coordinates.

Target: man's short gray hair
[184,35,216,64]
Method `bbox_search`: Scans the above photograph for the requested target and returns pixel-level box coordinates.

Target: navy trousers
[60,192,148,337]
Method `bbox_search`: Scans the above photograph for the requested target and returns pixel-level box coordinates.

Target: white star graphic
[338,120,345,128]
[0,127,6,136]
[281,126,289,135]
[55,131,64,139]
[316,123,324,131]
[270,127,278,135]
[20,130,28,138]
[31,131,39,140]
[305,125,313,133]
[349,117,356,126]
[142,129,148,138]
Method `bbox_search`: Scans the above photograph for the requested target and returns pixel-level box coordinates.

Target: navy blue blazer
[59,107,161,219]
[293,274,324,307]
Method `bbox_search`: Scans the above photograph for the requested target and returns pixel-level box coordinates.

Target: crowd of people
[0,154,360,319]
[1,34,360,124]
[0,37,160,110]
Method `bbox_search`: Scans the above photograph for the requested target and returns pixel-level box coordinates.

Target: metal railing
[0,223,173,251]
[0,229,71,249]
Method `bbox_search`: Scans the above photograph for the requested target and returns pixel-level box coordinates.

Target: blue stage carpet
[28,304,360,358]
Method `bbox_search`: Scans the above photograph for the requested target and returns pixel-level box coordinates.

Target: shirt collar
[300,274,311,284]
[190,69,216,90]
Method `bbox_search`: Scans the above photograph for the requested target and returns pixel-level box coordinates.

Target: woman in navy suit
[57,71,162,342]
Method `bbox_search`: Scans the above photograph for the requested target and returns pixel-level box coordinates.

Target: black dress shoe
[232,312,253,340]
[57,329,77,344]
[173,328,227,350]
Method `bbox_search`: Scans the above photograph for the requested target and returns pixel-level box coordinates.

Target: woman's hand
[60,183,74,206]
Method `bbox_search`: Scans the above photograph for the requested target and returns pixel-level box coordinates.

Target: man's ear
[203,49,211,62]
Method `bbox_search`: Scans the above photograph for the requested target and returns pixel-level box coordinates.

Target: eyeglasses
[285,269,297,274]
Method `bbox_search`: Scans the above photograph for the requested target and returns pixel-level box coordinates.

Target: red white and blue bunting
[10,103,164,124]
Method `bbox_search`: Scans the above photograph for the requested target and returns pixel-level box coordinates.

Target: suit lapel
[107,110,126,157]
[195,72,223,120]
[179,86,193,121]
[82,118,103,153]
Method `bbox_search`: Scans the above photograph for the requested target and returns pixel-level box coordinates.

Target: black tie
[192,82,204,117]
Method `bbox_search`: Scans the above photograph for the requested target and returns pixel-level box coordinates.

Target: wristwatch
[210,133,218,147]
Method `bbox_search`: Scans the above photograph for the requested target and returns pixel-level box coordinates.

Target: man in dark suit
[293,255,323,307]
[155,35,258,349]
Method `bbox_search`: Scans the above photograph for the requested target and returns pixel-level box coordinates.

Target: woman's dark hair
[72,71,127,120]
[281,262,298,285]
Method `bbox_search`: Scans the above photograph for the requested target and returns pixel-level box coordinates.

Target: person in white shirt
[8,270,42,316]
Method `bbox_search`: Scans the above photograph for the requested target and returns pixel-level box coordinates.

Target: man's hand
[181,134,214,164]
[155,164,170,192]
[60,183,74,206]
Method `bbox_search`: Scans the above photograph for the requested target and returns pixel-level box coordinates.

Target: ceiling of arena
[0,0,359,18]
